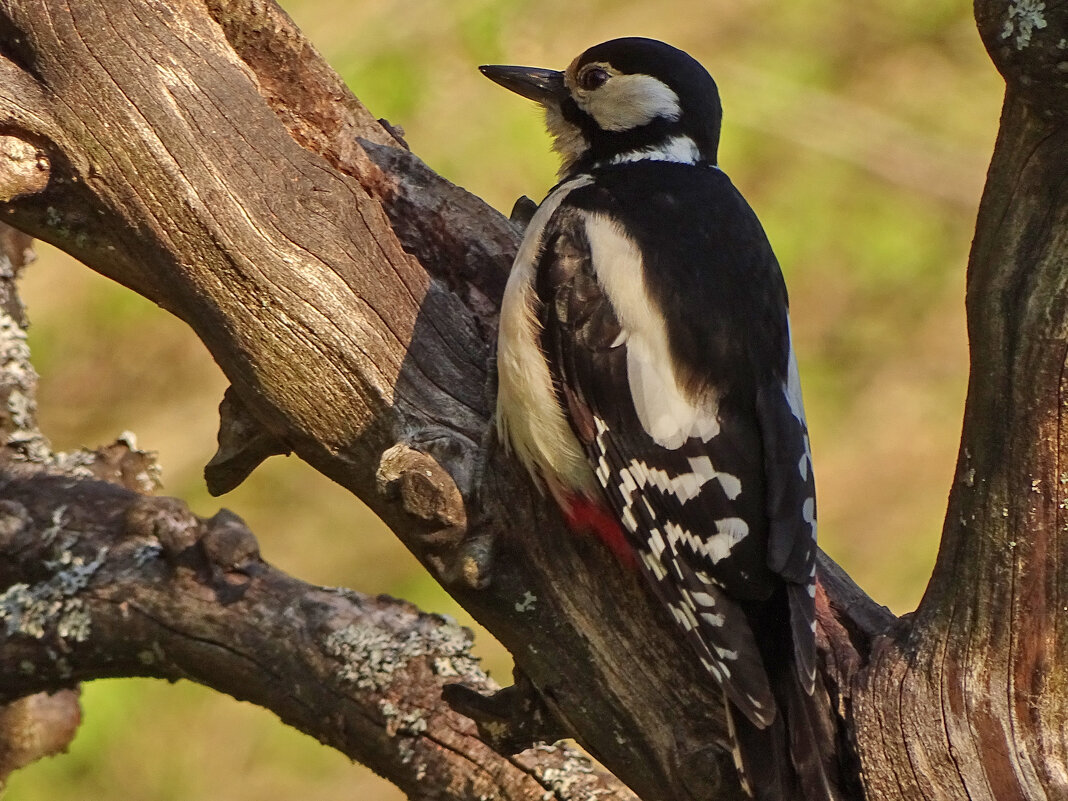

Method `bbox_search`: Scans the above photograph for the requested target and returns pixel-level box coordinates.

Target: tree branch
[852,4,1068,799]
[0,1,913,798]
[0,222,81,790]
[0,217,633,799]
[0,453,634,801]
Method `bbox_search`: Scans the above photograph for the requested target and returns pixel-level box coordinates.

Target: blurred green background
[6,0,1003,798]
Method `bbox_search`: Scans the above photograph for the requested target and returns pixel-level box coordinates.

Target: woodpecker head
[481,38,722,177]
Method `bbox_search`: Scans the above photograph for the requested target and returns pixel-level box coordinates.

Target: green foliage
[9,1,1002,798]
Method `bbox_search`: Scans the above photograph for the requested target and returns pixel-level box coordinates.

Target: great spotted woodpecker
[483,38,835,800]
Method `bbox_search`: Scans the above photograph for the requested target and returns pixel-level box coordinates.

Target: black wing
[536,164,816,725]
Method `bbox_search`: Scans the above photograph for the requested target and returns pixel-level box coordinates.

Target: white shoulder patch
[583,213,721,449]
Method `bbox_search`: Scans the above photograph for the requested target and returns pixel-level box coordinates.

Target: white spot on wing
[701,611,725,628]
[595,456,610,485]
[647,527,667,559]
[686,455,716,482]
[701,657,724,682]
[641,550,667,581]
[690,590,716,607]
[714,645,739,661]
[627,458,710,504]
[659,516,746,565]
[705,518,749,563]
[669,601,698,631]
[713,471,742,501]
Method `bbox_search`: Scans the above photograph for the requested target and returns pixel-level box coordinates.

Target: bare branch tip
[0,136,50,202]
[0,689,81,784]
[205,387,289,496]
[376,443,467,531]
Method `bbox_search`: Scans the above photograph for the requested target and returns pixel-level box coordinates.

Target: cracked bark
[0,222,633,801]
[0,0,1064,799]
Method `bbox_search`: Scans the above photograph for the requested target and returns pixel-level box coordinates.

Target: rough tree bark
[0,1,1063,799]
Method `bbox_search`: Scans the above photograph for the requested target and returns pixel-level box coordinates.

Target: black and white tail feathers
[727,593,840,801]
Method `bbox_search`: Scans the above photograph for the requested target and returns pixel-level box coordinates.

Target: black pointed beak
[479,65,567,105]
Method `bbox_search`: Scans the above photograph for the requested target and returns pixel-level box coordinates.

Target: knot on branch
[200,509,260,575]
[442,671,568,754]
[377,442,492,589]
[0,136,49,202]
[976,0,1068,118]
[124,497,261,600]
[72,433,161,494]
[124,496,201,558]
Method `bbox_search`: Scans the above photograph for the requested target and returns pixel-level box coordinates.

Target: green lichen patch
[0,538,107,644]
[323,614,482,693]
[531,743,599,800]
[0,311,50,461]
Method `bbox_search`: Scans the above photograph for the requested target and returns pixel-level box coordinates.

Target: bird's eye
[578,67,610,91]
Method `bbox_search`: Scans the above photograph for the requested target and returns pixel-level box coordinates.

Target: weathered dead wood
[0,223,82,790]
[0,221,634,801]
[850,4,1068,800]
[0,453,635,801]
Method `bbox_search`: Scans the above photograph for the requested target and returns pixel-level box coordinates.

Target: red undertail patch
[563,496,635,567]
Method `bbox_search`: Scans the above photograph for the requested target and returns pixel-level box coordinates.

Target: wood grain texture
[852,4,1068,798]
[0,220,635,801]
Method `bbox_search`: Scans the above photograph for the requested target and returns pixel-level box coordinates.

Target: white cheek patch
[582,213,720,449]
[580,73,681,132]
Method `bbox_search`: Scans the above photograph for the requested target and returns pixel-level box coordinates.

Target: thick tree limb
[0,219,632,800]
[852,4,1068,800]
[0,454,634,801]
